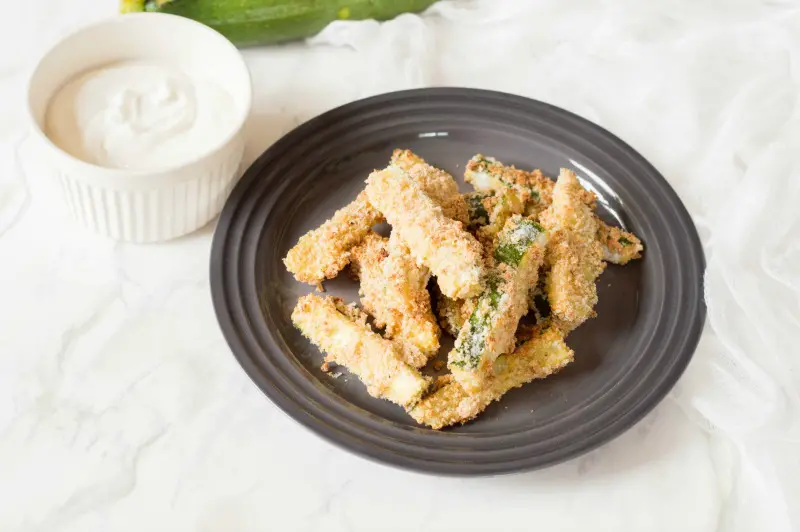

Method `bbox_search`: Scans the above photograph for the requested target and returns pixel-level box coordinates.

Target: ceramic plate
[210,88,705,475]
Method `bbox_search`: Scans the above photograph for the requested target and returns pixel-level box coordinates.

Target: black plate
[210,88,705,475]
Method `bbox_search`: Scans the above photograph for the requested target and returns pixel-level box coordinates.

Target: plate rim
[210,87,706,476]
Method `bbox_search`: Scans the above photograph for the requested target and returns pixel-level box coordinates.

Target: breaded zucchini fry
[365,166,485,299]
[351,232,440,367]
[284,191,383,285]
[448,216,548,391]
[540,169,605,328]
[391,149,469,224]
[596,219,644,265]
[285,150,468,286]
[465,154,554,216]
[292,294,430,407]
[409,327,573,429]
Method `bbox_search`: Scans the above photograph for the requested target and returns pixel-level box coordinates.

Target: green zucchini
[121,0,440,47]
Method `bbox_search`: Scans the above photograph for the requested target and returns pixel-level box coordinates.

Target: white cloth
[1,1,798,531]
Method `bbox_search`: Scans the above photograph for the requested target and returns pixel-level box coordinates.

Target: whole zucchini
[121,0,440,47]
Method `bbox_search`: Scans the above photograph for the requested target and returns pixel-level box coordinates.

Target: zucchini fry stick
[409,327,574,429]
[285,150,468,285]
[465,154,554,216]
[540,169,605,328]
[292,294,430,407]
[596,219,644,265]
[391,149,469,225]
[284,191,382,285]
[448,216,548,392]
[351,232,440,367]
[365,166,485,299]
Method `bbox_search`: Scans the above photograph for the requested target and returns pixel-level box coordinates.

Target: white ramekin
[27,13,252,243]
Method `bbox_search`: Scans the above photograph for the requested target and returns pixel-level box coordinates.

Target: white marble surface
[1,1,799,531]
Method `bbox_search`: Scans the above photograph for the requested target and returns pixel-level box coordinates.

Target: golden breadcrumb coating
[540,169,605,328]
[409,327,573,429]
[284,191,382,285]
[291,293,430,407]
[285,150,468,286]
[596,219,644,265]
[449,216,548,392]
[365,166,485,299]
[351,232,440,367]
[390,149,469,224]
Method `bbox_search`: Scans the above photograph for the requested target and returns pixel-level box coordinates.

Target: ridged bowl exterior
[55,137,244,242]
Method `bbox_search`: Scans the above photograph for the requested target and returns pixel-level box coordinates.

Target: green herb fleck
[619,237,633,246]
[466,192,490,228]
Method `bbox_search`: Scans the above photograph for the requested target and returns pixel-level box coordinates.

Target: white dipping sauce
[45,60,236,170]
